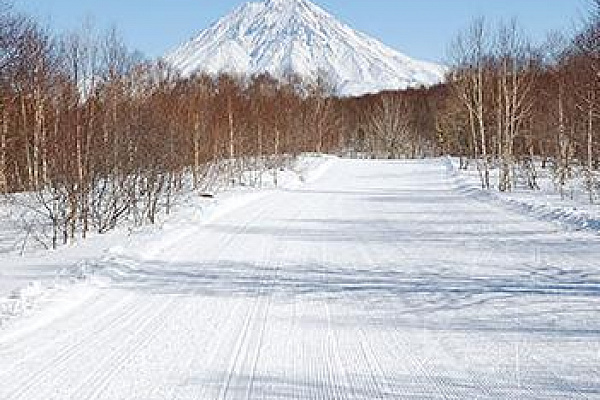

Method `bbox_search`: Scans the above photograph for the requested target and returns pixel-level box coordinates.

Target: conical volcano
[165,0,445,96]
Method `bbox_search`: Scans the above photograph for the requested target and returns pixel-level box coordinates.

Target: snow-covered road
[1,159,599,399]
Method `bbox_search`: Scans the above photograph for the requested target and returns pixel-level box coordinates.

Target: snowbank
[107,154,336,263]
[445,157,600,234]
[0,260,93,332]
[0,155,337,330]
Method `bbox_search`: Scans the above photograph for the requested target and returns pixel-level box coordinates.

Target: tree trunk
[0,107,7,193]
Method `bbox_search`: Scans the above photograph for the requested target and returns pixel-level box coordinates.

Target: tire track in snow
[146,296,234,400]
[182,195,282,400]
[75,296,177,399]
[506,251,597,399]
[220,206,301,399]
[308,192,346,400]
[244,275,275,399]
[318,190,357,400]
[448,177,597,398]
[4,291,147,400]
[428,191,535,398]
[269,193,316,400]
[353,244,403,399]
[244,208,306,400]
[215,217,273,400]
[438,166,584,398]
[430,197,529,399]
[352,175,478,399]
[4,186,286,398]
[217,295,265,399]
[173,298,248,400]
[0,289,119,377]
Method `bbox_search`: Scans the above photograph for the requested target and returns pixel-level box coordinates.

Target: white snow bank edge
[0,261,95,333]
[444,157,600,234]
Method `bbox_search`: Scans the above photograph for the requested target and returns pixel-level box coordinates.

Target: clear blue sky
[13,0,588,63]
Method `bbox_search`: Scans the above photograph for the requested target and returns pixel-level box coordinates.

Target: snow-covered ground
[448,158,600,232]
[0,158,599,399]
[0,155,333,329]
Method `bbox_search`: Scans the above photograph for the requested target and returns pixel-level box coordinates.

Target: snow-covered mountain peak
[264,0,312,12]
[266,0,304,8]
[165,0,446,96]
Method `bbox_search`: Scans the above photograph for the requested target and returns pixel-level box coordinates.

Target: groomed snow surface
[1,158,599,399]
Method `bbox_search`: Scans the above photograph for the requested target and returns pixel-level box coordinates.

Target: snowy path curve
[0,159,599,399]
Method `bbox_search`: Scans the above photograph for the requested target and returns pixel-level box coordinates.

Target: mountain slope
[165,0,445,96]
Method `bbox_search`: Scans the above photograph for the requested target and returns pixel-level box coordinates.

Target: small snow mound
[1,282,46,328]
[0,261,96,330]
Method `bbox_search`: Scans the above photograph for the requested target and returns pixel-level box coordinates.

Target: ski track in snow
[0,158,599,399]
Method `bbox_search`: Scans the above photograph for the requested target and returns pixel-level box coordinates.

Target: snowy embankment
[104,154,335,264]
[0,155,336,330]
[446,157,600,233]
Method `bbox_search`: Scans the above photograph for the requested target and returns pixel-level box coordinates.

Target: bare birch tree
[448,18,492,189]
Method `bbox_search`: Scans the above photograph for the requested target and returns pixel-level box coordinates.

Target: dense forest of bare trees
[441,3,599,196]
[1,0,598,249]
[0,4,343,247]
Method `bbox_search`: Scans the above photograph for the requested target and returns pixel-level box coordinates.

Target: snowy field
[0,158,599,399]
[0,156,333,323]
